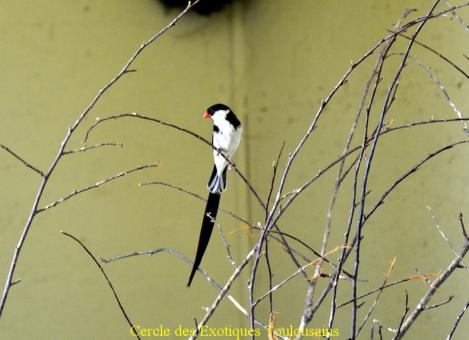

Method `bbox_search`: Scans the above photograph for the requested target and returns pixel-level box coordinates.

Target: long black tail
[187,192,221,286]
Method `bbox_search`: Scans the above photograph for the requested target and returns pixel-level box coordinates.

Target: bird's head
[203,103,231,120]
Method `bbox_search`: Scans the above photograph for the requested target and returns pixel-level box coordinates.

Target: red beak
[203,111,211,119]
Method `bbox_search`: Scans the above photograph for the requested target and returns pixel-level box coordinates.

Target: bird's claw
[229,163,236,170]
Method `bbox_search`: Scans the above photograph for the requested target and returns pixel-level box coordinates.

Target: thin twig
[266,142,285,217]
[374,319,397,335]
[399,53,467,131]
[427,206,466,266]
[383,116,469,135]
[140,180,251,225]
[264,237,274,315]
[445,0,469,32]
[356,258,397,336]
[0,144,45,177]
[394,290,410,339]
[10,279,21,286]
[61,231,141,340]
[189,248,256,340]
[338,278,410,309]
[365,140,469,221]
[459,212,468,240]
[208,214,236,267]
[253,245,351,308]
[38,164,158,212]
[84,113,210,149]
[264,142,285,315]
[447,300,469,340]
[392,31,469,79]
[63,142,123,154]
[424,295,453,310]
[394,240,469,339]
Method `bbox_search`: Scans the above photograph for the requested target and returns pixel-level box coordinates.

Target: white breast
[212,113,242,174]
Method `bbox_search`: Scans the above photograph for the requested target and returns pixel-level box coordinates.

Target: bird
[187,103,242,286]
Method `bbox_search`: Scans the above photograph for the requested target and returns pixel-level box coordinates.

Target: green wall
[0,0,468,339]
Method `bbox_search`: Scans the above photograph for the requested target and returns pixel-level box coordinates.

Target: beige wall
[0,0,468,339]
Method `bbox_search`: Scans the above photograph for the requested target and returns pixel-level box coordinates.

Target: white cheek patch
[213,109,230,120]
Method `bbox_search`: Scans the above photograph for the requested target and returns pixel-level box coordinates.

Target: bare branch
[371,321,384,340]
[189,247,256,340]
[447,300,469,340]
[10,279,21,287]
[394,240,469,339]
[424,295,453,310]
[373,319,397,335]
[401,53,467,131]
[394,290,410,339]
[393,31,469,79]
[445,0,469,32]
[383,116,469,135]
[141,180,251,225]
[366,140,469,221]
[207,213,236,267]
[264,238,274,315]
[63,142,123,155]
[61,231,141,340]
[264,142,285,315]
[266,142,285,216]
[356,258,397,336]
[254,245,351,308]
[84,113,210,149]
[38,164,158,212]
[338,277,410,309]
[459,212,468,240]
[427,207,467,266]
[0,144,45,177]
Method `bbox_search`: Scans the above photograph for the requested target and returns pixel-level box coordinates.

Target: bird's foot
[228,163,236,170]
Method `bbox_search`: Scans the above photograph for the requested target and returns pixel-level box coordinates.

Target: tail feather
[187,192,221,286]
[221,167,227,190]
[208,166,228,193]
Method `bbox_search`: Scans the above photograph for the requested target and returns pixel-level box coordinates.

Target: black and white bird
[187,103,242,286]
